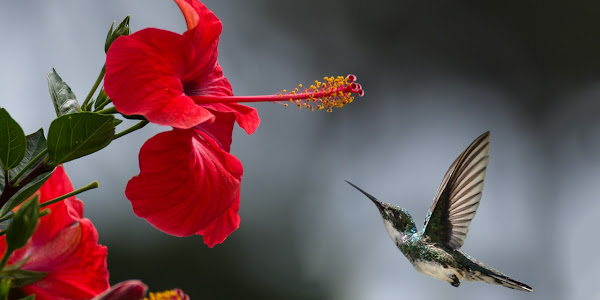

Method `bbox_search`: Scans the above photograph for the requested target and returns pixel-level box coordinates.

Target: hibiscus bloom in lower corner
[0,166,109,300]
[92,280,148,300]
[92,281,189,300]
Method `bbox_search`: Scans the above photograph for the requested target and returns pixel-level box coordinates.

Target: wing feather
[423,131,491,250]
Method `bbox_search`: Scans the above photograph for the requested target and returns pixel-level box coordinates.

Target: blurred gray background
[1,0,600,299]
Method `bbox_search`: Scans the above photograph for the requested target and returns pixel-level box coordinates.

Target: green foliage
[0,109,26,171]
[1,268,47,289]
[105,15,130,53]
[47,112,115,164]
[0,169,53,217]
[0,129,51,213]
[47,69,80,117]
[0,278,9,300]
[93,89,110,111]
[8,129,47,182]
[6,196,40,251]
[0,169,4,195]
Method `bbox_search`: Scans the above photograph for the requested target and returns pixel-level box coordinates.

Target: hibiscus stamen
[191,74,364,112]
[142,288,189,300]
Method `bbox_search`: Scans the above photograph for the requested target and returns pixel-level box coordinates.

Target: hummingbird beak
[345,180,385,212]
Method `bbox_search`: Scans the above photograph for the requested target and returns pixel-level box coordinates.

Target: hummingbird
[346,131,532,292]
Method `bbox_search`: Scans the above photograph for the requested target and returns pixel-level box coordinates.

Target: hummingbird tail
[460,251,532,292]
[467,269,533,292]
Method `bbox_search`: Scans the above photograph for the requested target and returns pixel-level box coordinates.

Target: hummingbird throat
[383,219,414,246]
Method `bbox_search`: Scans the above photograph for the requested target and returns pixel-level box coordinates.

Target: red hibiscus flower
[104,0,363,247]
[92,280,148,300]
[0,166,109,300]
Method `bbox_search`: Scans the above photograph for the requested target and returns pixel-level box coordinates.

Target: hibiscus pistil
[191,74,364,112]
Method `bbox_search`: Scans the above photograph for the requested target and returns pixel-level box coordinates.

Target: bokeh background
[2,1,600,299]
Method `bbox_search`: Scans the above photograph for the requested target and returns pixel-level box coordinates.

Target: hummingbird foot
[450,275,460,287]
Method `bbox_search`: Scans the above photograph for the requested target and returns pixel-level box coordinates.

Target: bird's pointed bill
[345,180,385,212]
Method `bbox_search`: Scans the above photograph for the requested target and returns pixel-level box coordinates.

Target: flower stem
[0,208,49,223]
[94,97,111,111]
[113,120,149,140]
[0,247,12,270]
[40,181,99,209]
[96,106,118,115]
[9,149,48,187]
[82,64,106,110]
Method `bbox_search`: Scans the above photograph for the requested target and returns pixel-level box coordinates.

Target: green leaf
[2,269,46,289]
[0,278,9,300]
[6,196,39,251]
[47,112,115,164]
[8,129,47,181]
[0,128,47,196]
[113,118,123,127]
[17,295,35,300]
[0,171,4,196]
[47,68,80,117]
[0,169,54,217]
[0,109,26,170]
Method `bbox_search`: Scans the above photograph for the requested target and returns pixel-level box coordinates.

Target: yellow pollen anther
[274,74,363,112]
[142,289,188,300]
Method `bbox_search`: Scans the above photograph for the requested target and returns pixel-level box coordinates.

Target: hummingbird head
[345,181,417,238]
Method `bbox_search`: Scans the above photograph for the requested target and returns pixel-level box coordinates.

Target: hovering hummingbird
[346,131,532,292]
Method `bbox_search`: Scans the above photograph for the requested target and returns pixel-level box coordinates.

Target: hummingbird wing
[422,131,490,250]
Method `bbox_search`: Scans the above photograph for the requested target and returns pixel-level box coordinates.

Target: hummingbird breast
[399,235,465,285]
[412,259,466,284]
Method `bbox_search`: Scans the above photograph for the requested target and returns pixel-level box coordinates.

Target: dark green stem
[0,163,54,209]
[40,181,99,209]
[9,149,48,186]
[82,64,106,110]
[96,106,118,115]
[94,97,111,111]
[113,120,149,140]
[0,208,48,223]
[0,247,13,270]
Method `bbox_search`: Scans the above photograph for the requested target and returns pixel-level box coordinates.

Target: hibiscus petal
[175,0,222,70]
[195,195,240,248]
[202,102,261,136]
[193,102,260,153]
[194,108,235,152]
[173,0,201,31]
[0,167,109,299]
[20,219,109,300]
[126,129,243,244]
[105,28,215,129]
[92,280,148,300]
[174,0,221,33]
[36,165,83,222]
[183,61,233,98]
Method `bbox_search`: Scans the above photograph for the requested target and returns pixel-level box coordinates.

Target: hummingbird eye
[389,210,400,219]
